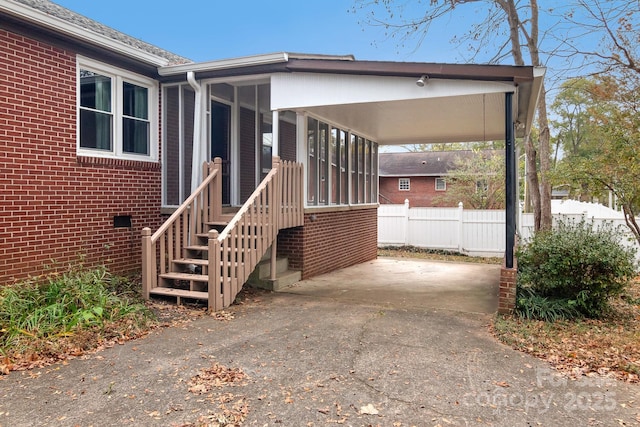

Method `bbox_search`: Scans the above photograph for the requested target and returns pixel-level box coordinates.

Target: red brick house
[379,150,502,207]
[0,0,544,311]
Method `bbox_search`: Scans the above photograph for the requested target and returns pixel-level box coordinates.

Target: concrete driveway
[283,257,501,314]
[1,258,638,426]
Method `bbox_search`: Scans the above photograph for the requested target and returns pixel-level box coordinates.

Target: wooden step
[186,245,244,253]
[172,258,208,266]
[185,245,208,252]
[171,258,239,269]
[159,272,208,282]
[149,287,208,304]
[204,221,229,227]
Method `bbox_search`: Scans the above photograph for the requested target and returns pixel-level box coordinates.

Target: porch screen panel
[181,86,195,201]
[164,86,180,205]
[319,122,329,205]
[307,117,318,205]
[330,128,338,205]
[350,134,358,204]
[365,140,371,203]
[239,107,256,203]
[358,136,365,203]
[372,142,378,203]
[340,130,348,204]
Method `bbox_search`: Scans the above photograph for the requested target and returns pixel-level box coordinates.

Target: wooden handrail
[218,159,281,241]
[151,158,221,243]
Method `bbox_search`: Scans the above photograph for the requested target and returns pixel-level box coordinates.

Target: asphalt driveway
[0,258,638,426]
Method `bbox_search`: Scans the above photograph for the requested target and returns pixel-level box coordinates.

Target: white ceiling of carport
[271,73,516,145]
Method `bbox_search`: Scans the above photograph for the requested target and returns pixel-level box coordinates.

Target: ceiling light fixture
[416,75,429,87]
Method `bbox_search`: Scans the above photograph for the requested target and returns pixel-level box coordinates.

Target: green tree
[353,0,553,230]
[549,78,603,201]
[560,73,640,245]
[435,150,505,209]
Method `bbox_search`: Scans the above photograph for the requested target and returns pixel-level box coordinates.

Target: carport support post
[500,92,518,314]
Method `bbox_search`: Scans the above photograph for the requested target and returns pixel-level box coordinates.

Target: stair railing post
[212,157,223,222]
[208,229,221,311]
[141,227,152,300]
[270,156,281,281]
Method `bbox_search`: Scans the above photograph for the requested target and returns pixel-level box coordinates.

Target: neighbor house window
[399,178,410,191]
[435,177,446,191]
[78,57,157,161]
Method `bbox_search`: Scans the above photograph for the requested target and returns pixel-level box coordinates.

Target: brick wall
[0,29,163,284]
[379,176,455,207]
[277,207,378,279]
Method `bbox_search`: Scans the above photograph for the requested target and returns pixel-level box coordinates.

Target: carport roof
[159,52,545,145]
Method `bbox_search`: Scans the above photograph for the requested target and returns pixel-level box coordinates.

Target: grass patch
[493,277,640,383]
[378,245,503,264]
[0,265,155,373]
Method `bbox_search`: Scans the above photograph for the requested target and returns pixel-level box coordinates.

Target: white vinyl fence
[378,200,640,260]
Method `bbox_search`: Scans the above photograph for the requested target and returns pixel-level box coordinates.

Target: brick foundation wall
[277,207,378,279]
[0,30,162,284]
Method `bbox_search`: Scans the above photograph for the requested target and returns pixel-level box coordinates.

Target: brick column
[498,263,517,314]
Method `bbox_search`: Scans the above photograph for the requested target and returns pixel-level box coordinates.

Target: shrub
[516,218,637,318]
[515,287,578,321]
[0,265,154,356]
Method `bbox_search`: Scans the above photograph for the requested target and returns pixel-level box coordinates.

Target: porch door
[211,101,231,205]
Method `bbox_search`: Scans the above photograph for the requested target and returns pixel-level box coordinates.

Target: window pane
[80,70,111,112]
[80,109,112,150]
[123,118,149,154]
[123,82,148,120]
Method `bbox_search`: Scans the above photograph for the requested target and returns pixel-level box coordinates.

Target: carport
[270,59,544,312]
[271,60,545,271]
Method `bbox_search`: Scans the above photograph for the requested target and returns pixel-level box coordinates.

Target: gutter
[187,71,205,194]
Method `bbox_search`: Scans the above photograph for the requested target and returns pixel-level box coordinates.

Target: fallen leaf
[360,403,379,415]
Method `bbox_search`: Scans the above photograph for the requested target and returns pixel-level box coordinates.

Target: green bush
[516,218,637,319]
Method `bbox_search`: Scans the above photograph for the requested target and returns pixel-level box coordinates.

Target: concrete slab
[283,257,501,314]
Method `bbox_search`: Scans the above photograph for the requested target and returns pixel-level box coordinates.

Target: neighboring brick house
[1,0,544,312]
[379,150,501,207]
[379,151,458,207]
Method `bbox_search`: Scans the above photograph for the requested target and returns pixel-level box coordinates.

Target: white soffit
[272,73,516,144]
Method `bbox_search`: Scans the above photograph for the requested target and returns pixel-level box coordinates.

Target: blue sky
[52,0,470,63]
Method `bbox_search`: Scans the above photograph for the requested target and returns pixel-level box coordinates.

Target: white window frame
[77,56,158,162]
[399,178,410,191]
[435,177,446,191]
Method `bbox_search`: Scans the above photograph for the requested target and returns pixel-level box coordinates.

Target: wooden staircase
[141,156,303,311]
